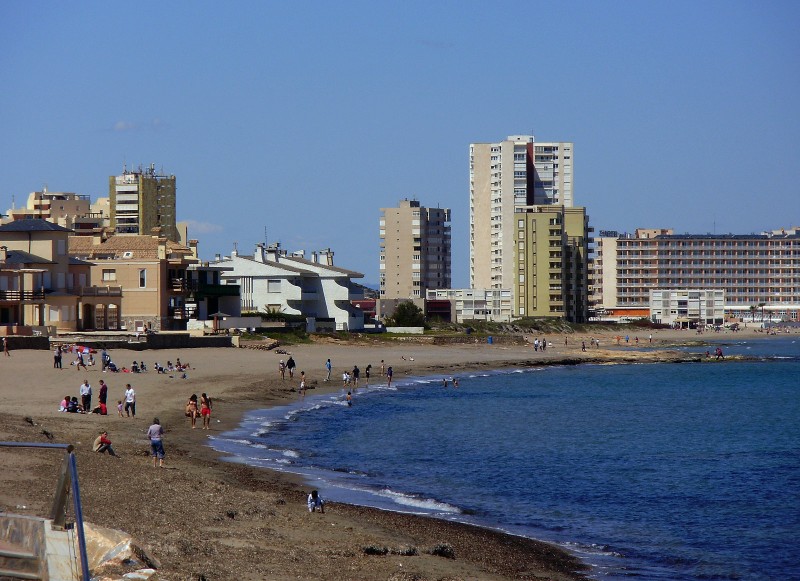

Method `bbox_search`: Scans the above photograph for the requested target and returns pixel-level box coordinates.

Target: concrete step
[0,567,43,580]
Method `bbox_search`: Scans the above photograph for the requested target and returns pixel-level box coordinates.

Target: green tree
[387,301,425,327]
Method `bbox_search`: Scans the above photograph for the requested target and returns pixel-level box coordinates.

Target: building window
[139,269,147,288]
[267,279,281,293]
[102,269,116,282]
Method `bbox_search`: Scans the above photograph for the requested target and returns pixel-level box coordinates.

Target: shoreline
[0,329,791,579]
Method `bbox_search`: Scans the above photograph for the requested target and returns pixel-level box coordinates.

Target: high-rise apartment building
[469,135,573,292]
[109,164,178,242]
[593,227,800,321]
[514,206,591,321]
[379,199,451,299]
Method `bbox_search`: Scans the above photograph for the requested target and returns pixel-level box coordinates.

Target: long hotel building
[593,227,800,321]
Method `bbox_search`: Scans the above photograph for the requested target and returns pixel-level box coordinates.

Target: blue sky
[1,1,798,287]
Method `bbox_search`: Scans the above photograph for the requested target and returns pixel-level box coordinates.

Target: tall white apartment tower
[469,135,573,290]
[380,199,452,299]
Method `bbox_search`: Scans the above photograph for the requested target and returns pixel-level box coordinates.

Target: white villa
[213,243,365,331]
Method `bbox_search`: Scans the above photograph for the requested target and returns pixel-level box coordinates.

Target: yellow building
[514,206,591,322]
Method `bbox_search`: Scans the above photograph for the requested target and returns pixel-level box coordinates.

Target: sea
[209,337,800,580]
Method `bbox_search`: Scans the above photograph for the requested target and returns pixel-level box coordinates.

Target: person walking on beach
[325,358,332,382]
[123,383,136,417]
[79,379,92,412]
[101,348,109,372]
[147,418,165,468]
[352,365,360,388]
[279,359,286,380]
[386,366,393,388]
[75,350,87,371]
[53,345,62,369]
[93,431,117,456]
[365,364,371,386]
[185,394,199,428]
[2,337,9,356]
[380,360,385,376]
[286,356,296,379]
[200,393,212,429]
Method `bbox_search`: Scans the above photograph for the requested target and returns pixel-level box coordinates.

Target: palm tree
[758,302,766,323]
[749,305,757,322]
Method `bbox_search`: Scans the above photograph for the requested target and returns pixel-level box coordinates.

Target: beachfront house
[69,230,240,332]
[0,219,121,333]
[213,242,365,331]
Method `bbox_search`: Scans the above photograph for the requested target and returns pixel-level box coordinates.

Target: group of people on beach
[58,378,136,417]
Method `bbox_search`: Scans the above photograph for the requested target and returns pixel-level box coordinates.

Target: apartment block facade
[515,206,591,321]
[593,227,800,322]
[1,188,110,235]
[469,135,574,292]
[379,199,451,299]
[109,164,178,242]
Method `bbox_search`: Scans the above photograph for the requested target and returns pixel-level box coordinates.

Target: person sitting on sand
[307,490,325,513]
[93,431,117,456]
[185,394,199,428]
[91,402,108,415]
[67,397,83,413]
[59,395,70,412]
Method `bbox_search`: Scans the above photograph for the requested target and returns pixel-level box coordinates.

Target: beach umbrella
[209,312,231,333]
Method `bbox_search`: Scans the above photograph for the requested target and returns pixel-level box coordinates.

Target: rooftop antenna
[264,226,268,247]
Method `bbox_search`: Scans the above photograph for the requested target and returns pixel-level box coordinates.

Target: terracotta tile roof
[69,235,195,260]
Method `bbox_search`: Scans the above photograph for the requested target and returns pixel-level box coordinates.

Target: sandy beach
[0,325,786,580]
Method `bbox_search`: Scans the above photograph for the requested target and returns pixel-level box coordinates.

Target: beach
[0,326,785,580]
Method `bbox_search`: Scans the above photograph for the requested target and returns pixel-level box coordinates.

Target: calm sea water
[210,337,800,580]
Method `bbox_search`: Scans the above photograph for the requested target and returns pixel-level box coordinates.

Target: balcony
[186,281,240,298]
[0,289,46,302]
[80,286,123,297]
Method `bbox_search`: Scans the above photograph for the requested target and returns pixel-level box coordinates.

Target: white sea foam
[376,488,460,514]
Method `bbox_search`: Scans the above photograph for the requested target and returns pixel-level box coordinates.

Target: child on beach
[117,400,124,417]
[308,490,325,513]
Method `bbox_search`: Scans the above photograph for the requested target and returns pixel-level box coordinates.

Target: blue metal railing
[0,441,91,581]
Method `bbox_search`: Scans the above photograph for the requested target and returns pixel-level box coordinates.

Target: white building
[470,135,574,294]
[426,288,514,322]
[213,243,365,331]
[649,289,726,327]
